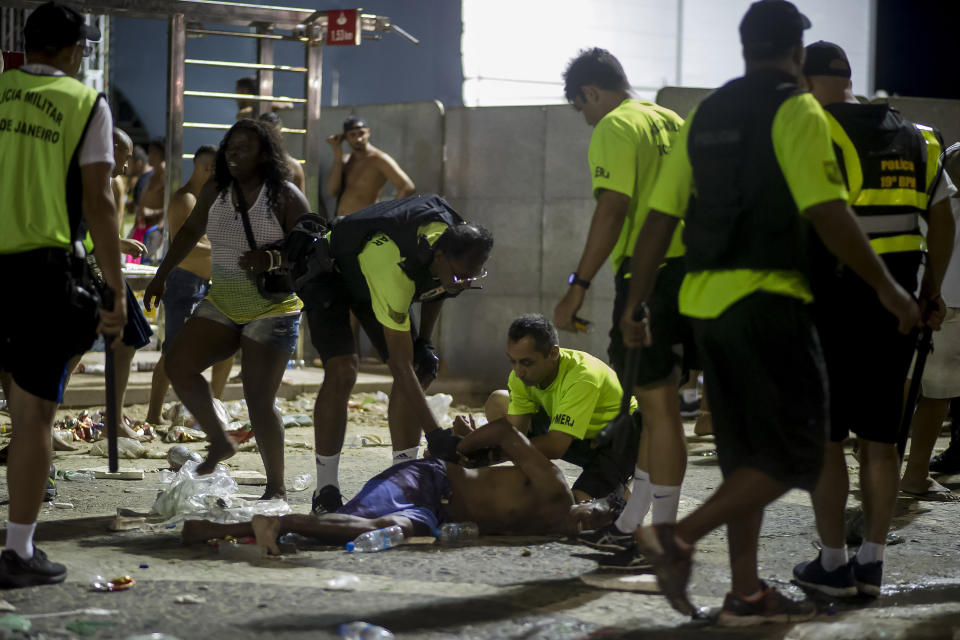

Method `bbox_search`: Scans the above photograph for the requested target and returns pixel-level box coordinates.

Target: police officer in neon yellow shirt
[0,1,126,588]
[620,0,919,623]
[300,195,492,514]
[793,41,956,599]
[485,314,639,503]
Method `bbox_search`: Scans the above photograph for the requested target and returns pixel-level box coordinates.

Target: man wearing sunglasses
[0,1,125,587]
[300,194,493,515]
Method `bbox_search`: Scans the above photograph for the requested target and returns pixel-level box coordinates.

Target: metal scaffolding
[2,0,417,214]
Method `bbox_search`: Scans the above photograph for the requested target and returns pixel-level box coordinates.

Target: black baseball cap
[803,41,852,78]
[740,0,811,47]
[24,1,101,52]
[343,116,368,133]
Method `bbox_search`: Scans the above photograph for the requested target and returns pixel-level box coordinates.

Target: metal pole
[675,0,684,86]
[256,24,275,117]
[304,27,323,215]
[166,13,186,215]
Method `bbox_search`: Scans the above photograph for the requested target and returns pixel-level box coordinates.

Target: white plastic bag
[425,393,453,426]
[90,437,146,459]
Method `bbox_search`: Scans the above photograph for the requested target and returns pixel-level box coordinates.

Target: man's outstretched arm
[459,419,568,498]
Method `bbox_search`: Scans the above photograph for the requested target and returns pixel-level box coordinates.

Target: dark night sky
[874,0,960,99]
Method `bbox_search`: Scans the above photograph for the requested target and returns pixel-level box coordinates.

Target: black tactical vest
[684,69,808,272]
[825,102,933,243]
[329,194,465,303]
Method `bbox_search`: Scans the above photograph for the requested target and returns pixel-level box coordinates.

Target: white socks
[856,541,885,565]
[392,446,420,465]
[820,545,848,571]
[650,484,681,525]
[615,468,652,533]
[6,521,36,561]
[314,453,340,491]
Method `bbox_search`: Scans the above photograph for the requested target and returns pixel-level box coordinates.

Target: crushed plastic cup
[58,470,95,481]
[290,473,312,492]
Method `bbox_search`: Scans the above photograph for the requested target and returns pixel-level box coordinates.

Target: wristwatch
[568,273,591,289]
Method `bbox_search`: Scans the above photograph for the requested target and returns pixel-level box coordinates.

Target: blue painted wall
[110,1,463,142]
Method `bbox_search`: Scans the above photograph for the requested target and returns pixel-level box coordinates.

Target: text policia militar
[0,86,65,143]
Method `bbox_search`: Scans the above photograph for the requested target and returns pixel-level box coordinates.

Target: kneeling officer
[301,194,493,513]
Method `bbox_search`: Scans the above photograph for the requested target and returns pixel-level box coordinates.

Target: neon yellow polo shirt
[357,221,448,331]
[507,348,637,441]
[647,95,848,318]
[589,99,686,274]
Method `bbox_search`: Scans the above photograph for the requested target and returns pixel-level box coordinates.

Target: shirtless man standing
[182,419,616,553]
[326,116,415,217]
[145,146,234,425]
[137,139,165,226]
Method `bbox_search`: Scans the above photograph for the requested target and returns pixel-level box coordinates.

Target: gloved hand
[413,338,440,388]
[425,428,463,462]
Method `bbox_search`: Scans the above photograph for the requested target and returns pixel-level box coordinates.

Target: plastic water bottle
[345,525,405,553]
[434,522,479,543]
[337,621,394,639]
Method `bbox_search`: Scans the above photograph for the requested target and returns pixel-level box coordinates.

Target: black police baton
[898,325,933,461]
[100,286,119,473]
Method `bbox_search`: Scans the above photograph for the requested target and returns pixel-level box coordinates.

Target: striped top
[206,181,301,323]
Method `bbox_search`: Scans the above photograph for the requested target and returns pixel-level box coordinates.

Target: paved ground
[1,368,960,638]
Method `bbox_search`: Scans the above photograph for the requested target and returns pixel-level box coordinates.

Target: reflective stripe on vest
[870,234,926,254]
[824,107,938,256]
[0,70,100,254]
[856,212,922,235]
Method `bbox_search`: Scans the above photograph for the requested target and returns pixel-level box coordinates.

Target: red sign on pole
[326,9,361,46]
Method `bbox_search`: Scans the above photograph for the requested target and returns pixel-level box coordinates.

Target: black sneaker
[577,523,635,552]
[717,581,816,627]
[597,546,653,572]
[792,552,857,597]
[929,447,960,475]
[0,548,67,588]
[635,523,695,616]
[851,558,882,597]
[311,484,343,515]
[44,465,57,502]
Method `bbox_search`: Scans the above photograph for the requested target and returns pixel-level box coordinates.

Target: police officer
[302,194,492,514]
[620,0,918,624]
[0,1,125,587]
[793,41,956,599]
[484,314,639,503]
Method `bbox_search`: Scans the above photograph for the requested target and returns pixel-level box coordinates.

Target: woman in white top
[145,119,310,499]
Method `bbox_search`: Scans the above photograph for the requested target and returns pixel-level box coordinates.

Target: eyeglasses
[451,269,487,286]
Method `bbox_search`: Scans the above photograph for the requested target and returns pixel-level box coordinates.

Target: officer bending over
[302,194,492,514]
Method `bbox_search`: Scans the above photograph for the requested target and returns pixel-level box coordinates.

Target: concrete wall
[324,93,960,393]
[439,105,612,387]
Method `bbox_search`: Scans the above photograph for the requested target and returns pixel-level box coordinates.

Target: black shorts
[692,293,828,492]
[610,259,699,387]
[0,249,99,403]
[530,410,641,499]
[813,251,921,444]
[299,271,417,364]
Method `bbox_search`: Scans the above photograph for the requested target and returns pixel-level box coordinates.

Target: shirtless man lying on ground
[182,419,617,554]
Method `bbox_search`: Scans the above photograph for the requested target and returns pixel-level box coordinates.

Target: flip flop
[901,487,960,502]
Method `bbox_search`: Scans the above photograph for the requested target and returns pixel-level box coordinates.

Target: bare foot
[251,515,282,555]
[196,439,237,475]
[260,486,286,501]
[900,476,960,501]
[693,412,713,436]
[182,519,219,544]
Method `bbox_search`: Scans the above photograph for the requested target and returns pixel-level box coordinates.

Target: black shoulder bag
[233,182,295,303]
